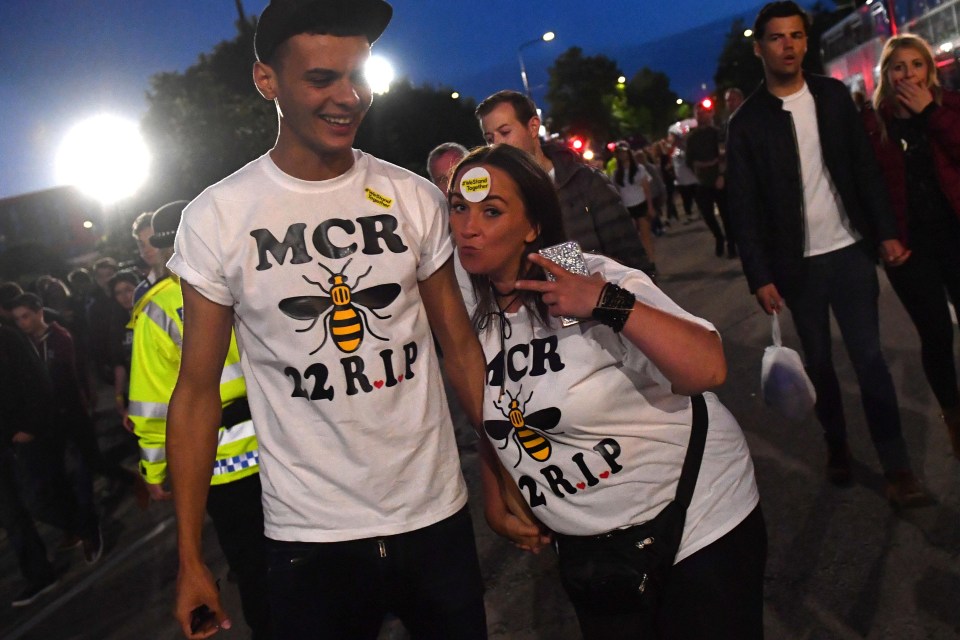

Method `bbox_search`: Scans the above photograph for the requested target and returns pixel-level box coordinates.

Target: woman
[862,34,960,459]
[612,142,656,273]
[449,144,764,639]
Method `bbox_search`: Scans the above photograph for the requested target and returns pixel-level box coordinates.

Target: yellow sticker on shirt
[365,188,393,209]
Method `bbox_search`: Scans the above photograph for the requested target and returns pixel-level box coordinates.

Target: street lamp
[518,31,555,97]
[56,114,150,207]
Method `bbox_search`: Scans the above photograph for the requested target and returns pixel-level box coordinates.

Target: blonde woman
[862,34,960,459]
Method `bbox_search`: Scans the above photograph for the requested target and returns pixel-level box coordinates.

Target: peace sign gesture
[515,253,607,319]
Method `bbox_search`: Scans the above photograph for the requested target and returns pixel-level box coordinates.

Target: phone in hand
[190,604,216,634]
[538,241,589,327]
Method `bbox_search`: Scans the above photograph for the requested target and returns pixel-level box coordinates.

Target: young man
[166,1,534,637]
[685,100,735,258]
[131,211,165,304]
[127,201,271,639]
[475,90,654,276]
[726,1,931,507]
[9,293,103,563]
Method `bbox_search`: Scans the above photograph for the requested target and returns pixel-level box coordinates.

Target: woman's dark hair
[614,146,639,187]
[449,144,567,332]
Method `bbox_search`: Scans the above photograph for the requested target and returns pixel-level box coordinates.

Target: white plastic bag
[761,312,816,422]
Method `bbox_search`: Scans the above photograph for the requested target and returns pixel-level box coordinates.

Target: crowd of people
[1,0,958,638]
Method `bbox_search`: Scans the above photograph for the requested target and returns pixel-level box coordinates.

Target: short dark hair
[109,270,140,296]
[132,211,153,237]
[0,281,24,311]
[475,90,538,125]
[93,257,118,273]
[449,144,566,331]
[10,292,43,313]
[754,1,810,40]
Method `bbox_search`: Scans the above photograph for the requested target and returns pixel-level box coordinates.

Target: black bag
[555,394,708,616]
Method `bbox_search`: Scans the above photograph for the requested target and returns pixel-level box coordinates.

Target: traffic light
[700,97,714,110]
[569,136,585,152]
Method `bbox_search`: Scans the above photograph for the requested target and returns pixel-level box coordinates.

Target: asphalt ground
[1,218,958,639]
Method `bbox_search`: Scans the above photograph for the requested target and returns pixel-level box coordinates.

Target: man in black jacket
[727,1,930,507]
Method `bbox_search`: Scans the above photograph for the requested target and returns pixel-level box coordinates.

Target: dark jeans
[787,243,910,472]
[676,184,697,219]
[206,473,272,640]
[0,447,55,585]
[694,185,736,254]
[884,219,960,411]
[570,505,767,640]
[10,436,96,539]
[266,505,486,640]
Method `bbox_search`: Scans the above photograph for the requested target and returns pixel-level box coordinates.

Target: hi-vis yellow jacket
[127,276,258,487]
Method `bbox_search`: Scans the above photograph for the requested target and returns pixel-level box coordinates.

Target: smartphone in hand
[539,241,589,327]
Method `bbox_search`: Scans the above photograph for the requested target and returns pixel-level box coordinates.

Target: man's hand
[175,561,231,639]
[755,283,784,315]
[880,239,911,268]
[147,481,173,502]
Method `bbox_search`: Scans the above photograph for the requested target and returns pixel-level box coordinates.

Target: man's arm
[167,282,234,638]
[418,259,549,552]
[583,171,649,271]
[725,114,775,294]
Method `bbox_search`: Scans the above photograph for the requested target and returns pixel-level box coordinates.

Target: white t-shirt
[168,150,468,542]
[464,254,759,562]
[781,83,861,256]
[615,164,650,208]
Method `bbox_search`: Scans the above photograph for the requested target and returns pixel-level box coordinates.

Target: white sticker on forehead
[459,166,491,202]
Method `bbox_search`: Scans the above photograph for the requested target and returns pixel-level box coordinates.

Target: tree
[624,67,682,139]
[356,81,483,175]
[714,18,764,96]
[546,47,622,146]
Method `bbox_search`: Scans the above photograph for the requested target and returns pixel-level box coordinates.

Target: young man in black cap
[166,2,538,637]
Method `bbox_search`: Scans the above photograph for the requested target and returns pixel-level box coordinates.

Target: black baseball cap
[149,201,189,249]
[255,0,393,63]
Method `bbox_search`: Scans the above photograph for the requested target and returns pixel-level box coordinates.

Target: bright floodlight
[366,55,395,95]
[56,114,150,206]
[744,29,754,37]
[542,32,555,42]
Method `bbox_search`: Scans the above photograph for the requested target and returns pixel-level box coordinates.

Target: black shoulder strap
[674,394,708,509]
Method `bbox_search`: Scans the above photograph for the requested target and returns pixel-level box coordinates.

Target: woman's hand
[515,253,606,319]
[896,79,934,115]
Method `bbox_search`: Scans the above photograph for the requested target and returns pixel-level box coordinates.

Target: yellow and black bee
[279,259,401,355]
[485,388,562,467]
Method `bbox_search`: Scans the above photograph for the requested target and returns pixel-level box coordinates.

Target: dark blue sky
[1,0,775,199]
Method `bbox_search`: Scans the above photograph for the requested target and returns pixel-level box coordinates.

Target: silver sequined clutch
[539,241,589,327]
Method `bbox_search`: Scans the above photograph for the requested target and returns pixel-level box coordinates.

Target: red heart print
[373,380,384,389]
[599,471,610,479]
[576,482,586,490]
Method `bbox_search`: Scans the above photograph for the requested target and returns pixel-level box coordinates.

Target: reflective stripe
[140,446,166,463]
[221,361,244,385]
[144,300,182,348]
[218,420,256,446]
[128,401,168,419]
[212,450,259,476]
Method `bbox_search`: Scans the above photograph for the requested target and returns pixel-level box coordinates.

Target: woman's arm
[516,254,726,395]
